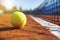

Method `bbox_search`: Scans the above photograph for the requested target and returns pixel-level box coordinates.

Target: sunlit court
[0,0,60,40]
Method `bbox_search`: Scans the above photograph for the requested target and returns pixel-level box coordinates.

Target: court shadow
[0,27,18,31]
[0,38,4,40]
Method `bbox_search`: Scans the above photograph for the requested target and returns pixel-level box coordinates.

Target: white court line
[30,15,60,39]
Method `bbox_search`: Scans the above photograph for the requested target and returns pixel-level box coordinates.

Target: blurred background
[0,0,60,25]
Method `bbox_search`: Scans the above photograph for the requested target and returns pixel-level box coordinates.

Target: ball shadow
[0,27,18,31]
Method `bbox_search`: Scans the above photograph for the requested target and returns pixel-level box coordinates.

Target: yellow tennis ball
[11,11,27,29]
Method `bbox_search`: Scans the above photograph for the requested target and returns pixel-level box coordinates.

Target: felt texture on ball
[11,11,27,28]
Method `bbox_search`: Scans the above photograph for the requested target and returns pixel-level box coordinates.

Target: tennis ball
[11,11,27,29]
